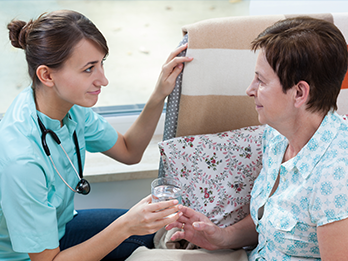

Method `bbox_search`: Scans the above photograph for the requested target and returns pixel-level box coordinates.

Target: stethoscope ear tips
[76,179,91,195]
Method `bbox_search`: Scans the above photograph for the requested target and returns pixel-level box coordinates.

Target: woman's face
[50,38,108,109]
[246,50,295,128]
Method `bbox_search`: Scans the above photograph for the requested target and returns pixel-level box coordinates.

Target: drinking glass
[151,177,182,204]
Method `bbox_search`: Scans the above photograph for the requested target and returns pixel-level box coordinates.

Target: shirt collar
[283,111,341,179]
[36,111,77,134]
[25,86,78,135]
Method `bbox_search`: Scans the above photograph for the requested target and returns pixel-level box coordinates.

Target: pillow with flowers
[158,125,265,228]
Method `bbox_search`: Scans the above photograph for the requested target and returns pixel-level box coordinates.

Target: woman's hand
[165,205,226,250]
[168,208,258,251]
[122,195,182,236]
[152,43,193,101]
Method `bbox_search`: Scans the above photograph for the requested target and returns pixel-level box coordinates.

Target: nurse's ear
[294,80,310,109]
[36,65,54,87]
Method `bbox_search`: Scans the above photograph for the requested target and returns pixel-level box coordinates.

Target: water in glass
[152,184,182,203]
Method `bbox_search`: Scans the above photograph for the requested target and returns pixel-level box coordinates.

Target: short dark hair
[251,16,348,114]
[8,10,108,88]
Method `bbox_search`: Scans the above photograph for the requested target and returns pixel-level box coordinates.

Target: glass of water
[151,177,182,204]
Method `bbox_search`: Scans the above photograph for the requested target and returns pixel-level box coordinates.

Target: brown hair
[251,16,348,114]
[7,10,108,88]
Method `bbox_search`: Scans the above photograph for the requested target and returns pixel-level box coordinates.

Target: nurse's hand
[123,195,182,236]
[29,195,182,261]
[152,44,193,101]
[102,44,193,166]
[166,205,225,250]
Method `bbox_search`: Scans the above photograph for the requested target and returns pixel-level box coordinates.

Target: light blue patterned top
[249,111,348,261]
[0,87,118,260]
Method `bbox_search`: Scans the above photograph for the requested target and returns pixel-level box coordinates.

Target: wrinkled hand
[123,195,182,236]
[165,205,225,250]
[153,44,193,100]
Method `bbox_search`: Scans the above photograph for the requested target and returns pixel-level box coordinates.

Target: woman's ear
[294,81,310,108]
[36,65,54,87]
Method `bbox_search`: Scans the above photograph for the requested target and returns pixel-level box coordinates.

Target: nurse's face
[246,50,294,128]
[50,38,109,109]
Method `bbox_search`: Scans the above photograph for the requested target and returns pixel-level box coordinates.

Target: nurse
[0,10,192,261]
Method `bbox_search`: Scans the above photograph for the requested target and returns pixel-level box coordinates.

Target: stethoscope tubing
[37,116,90,195]
[48,153,80,193]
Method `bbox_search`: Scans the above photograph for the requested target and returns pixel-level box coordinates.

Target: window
[0,0,250,117]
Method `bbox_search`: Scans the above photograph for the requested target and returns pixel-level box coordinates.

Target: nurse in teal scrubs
[0,10,192,261]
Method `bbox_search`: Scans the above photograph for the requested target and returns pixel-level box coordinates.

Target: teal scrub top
[0,87,118,260]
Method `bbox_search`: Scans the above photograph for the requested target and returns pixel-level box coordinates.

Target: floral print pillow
[159,125,265,228]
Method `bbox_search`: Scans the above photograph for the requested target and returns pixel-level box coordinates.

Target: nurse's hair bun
[7,19,34,49]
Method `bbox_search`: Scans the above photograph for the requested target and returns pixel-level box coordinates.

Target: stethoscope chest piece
[76,179,90,195]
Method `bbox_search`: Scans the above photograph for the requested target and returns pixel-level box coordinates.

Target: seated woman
[166,16,348,260]
[0,10,192,261]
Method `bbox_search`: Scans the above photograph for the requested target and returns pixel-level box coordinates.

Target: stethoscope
[37,116,91,195]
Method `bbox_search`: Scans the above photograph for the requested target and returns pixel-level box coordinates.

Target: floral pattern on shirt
[159,125,264,227]
[249,111,348,261]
